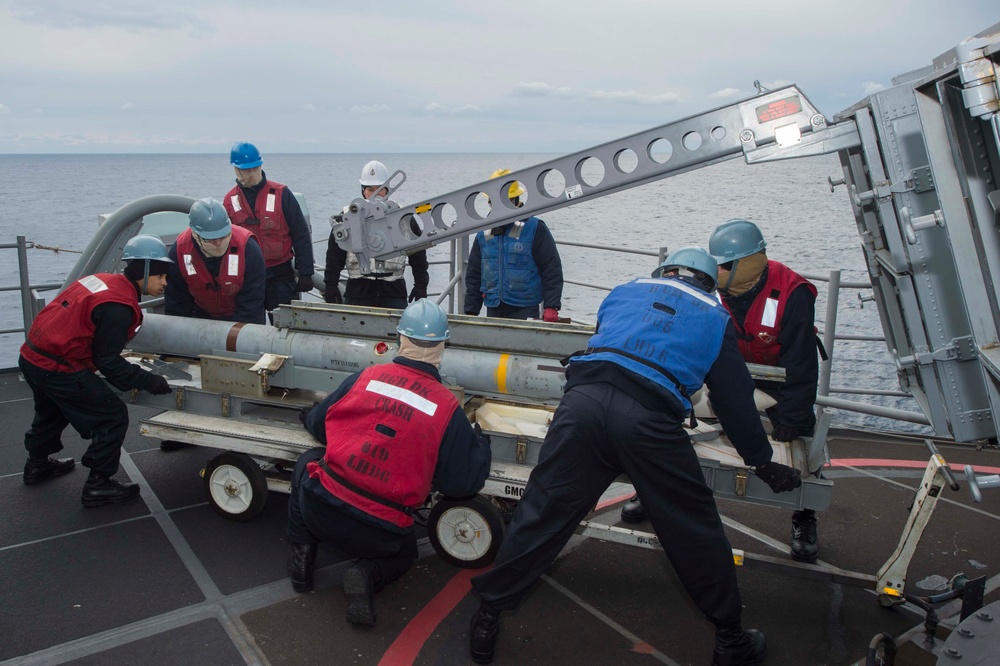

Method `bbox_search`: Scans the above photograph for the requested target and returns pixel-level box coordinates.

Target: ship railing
[0,236,63,338]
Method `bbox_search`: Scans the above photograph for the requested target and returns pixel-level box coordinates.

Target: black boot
[23,456,76,485]
[791,509,819,563]
[469,603,500,665]
[343,561,377,626]
[712,628,766,666]
[159,440,189,452]
[81,472,140,507]
[287,543,317,593]
[620,494,647,523]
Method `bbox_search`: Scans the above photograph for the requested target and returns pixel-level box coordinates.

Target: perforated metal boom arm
[331,85,861,271]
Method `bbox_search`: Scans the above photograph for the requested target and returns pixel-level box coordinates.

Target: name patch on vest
[228,254,240,276]
[183,254,197,276]
[365,378,438,416]
[230,195,242,212]
[761,297,779,328]
[266,193,276,212]
[80,275,109,293]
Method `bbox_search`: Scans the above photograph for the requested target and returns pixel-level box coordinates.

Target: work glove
[474,422,491,446]
[325,287,343,304]
[146,375,172,395]
[542,307,560,323]
[754,461,802,493]
[770,423,801,442]
[296,275,314,293]
[409,284,428,303]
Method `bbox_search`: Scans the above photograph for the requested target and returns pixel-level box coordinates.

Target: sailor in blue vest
[464,169,563,321]
[468,247,802,666]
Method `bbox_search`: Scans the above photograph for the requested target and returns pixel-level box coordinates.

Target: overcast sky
[1,1,997,154]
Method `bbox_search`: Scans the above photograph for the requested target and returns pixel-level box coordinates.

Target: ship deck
[2,368,999,666]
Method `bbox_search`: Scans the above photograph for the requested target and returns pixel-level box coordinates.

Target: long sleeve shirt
[464,219,563,314]
[235,176,315,278]
[164,239,268,324]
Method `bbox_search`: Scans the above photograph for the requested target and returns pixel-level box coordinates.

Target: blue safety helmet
[397,299,450,342]
[708,219,767,263]
[122,235,173,263]
[189,198,232,240]
[652,246,719,292]
[230,141,263,169]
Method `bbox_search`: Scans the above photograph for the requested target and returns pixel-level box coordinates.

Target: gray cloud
[512,82,679,106]
[424,103,481,116]
[6,0,199,31]
[350,104,392,115]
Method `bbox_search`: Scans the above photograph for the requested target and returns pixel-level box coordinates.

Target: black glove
[296,275,314,293]
[474,423,491,446]
[770,423,801,442]
[408,284,428,303]
[325,287,343,304]
[754,461,802,493]
[146,375,172,395]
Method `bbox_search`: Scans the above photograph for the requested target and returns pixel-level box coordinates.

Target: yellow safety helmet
[489,168,526,201]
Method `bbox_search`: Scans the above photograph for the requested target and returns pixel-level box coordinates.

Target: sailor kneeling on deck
[288,299,492,625]
[468,247,802,666]
[19,235,175,506]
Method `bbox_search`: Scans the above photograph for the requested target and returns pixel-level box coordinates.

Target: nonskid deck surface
[1,369,999,666]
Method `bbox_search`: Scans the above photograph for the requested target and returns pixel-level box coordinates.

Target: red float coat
[719,260,817,366]
[308,363,457,528]
[224,180,294,267]
[20,273,142,372]
[175,226,255,318]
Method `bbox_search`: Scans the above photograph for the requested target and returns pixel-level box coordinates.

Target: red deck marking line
[595,492,634,511]
[830,458,1000,474]
[378,566,485,666]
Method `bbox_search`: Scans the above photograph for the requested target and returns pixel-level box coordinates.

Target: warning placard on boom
[755,95,803,123]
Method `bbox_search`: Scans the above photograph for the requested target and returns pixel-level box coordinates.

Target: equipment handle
[924,439,960,491]
[964,464,1000,504]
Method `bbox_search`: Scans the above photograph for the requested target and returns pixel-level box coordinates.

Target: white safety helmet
[359,160,389,187]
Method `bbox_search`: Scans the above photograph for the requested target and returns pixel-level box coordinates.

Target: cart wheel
[203,452,268,522]
[428,495,505,568]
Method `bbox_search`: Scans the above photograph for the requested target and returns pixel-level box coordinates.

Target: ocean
[0,152,917,432]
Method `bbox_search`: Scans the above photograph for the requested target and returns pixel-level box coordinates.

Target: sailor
[165,197,267,324]
[464,168,563,321]
[713,219,822,562]
[19,235,174,506]
[288,299,491,625]
[623,221,822,563]
[469,247,802,666]
[223,141,316,311]
[323,160,430,309]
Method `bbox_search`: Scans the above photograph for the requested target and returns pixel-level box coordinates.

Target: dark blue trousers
[486,303,539,320]
[19,356,129,476]
[265,275,298,312]
[471,381,744,630]
[287,447,418,590]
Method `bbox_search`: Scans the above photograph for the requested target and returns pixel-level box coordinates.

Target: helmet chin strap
[141,259,150,295]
